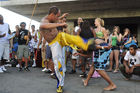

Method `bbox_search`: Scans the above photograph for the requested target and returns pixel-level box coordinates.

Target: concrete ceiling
[1,0,140,22]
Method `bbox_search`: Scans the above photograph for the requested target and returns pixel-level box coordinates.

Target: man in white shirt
[0,14,12,73]
[120,45,140,80]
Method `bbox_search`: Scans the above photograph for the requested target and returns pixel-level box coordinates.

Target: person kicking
[39,6,95,93]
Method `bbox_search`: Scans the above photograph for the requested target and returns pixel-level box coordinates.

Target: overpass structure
[1,0,140,44]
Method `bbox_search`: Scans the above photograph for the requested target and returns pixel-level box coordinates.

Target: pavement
[0,66,140,93]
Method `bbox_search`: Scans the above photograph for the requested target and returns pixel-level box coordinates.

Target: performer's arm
[59,13,68,20]
[73,52,92,57]
[40,22,67,29]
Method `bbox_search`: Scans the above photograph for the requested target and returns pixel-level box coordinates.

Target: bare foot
[82,79,88,86]
[104,84,117,91]
[106,69,112,72]
[125,78,130,81]
[113,69,119,73]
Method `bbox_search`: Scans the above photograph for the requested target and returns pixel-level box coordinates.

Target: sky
[0,7,40,32]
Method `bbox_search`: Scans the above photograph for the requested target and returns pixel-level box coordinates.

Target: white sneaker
[0,67,4,73]
[5,64,11,67]
[2,66,7,71]
[42,68,47,72]
[32,63,36,67]
[16,64,20,68]
[32,59,36,67]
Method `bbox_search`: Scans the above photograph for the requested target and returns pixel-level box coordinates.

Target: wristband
[102,46,104,49]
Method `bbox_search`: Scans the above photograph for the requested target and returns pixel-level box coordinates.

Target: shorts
[72,49,78,59]
[46,45,52,60]
[93,49,111,70]
[0,43,10,60]
[112,46,120,50]
[17,45,29,59]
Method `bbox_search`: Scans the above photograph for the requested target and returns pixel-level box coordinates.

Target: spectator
[17,22,30,71]
[0,14,12,73]
[78,20,96,78]
[107,26,122,73]
[69,17,83,74]
[11,25,20,67]
[119,45,140,80]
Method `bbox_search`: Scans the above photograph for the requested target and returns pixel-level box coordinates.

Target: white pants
[62,46,66,72]
[0,43,9,60]
[50,42,66,87]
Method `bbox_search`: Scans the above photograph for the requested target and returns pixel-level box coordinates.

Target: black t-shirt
[18,29,28,45]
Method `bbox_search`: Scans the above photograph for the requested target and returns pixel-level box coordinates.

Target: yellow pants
[49,32,90,51]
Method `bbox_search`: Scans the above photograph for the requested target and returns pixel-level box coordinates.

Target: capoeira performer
[39,6,95,93]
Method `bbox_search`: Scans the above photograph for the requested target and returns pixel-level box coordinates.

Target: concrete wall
[1,0,76,6]
[137,25,140,46]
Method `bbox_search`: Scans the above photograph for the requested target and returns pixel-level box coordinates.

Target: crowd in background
[0,14,140,85]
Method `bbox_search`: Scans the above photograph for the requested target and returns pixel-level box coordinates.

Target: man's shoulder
[126,51,130,56]
[41,16,48,22]
[1,23,9,27]
[136,51,140,56]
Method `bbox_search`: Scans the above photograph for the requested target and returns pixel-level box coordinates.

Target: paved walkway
[0,67,140,93]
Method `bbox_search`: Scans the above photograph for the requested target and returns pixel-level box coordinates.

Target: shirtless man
[39,6,95,93]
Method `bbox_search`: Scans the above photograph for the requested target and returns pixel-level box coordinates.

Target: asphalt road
[0,67,140,93]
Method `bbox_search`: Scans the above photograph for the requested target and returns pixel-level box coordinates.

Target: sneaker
[69,70,76,74]
[79,72,87,78]
[5,64,12,67]
[24,67,30,71]
[50,73,56,79]
[57,86,63,93]
[1,66,7,71]
[16,64,20,68]
[42,68,47,72]
[32,59,36,67]
[0,67,4,73]
[45,69,52,73]
[18,67,22,71]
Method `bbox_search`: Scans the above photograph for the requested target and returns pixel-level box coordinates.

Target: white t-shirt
[32,39,42,49]
[74,26,80,35]
[0,23,9,43]
[124,51,140,67]
[31,31,37,37]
